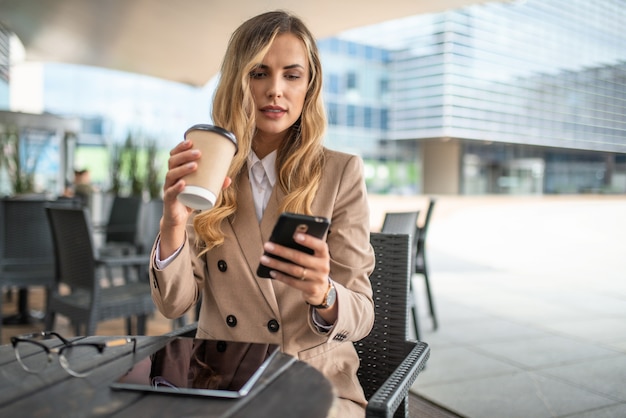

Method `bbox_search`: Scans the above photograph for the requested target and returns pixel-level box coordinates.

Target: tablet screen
[110,337,280,398]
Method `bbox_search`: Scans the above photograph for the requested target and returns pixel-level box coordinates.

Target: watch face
[326,286,337,307]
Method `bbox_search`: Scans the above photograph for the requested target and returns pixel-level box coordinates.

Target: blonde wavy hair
[194,10,326,251]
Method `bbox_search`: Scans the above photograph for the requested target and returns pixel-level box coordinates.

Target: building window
[346,72,357,90]
[327,73,340,95]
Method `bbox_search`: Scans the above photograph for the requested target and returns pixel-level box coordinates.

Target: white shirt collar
[247,150,277,187]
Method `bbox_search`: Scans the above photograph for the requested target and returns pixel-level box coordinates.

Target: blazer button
[267,319,280,333]
[216,341,227,352]
[226,315,237,327]
[217,260,227,272]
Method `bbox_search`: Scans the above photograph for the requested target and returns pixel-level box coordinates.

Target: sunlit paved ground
[394,195,626,418]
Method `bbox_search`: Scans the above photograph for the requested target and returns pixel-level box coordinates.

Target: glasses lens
[60,344,101,377]
[15,341,49,373]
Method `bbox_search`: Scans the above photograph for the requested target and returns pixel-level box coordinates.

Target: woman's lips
[261,106,286,119]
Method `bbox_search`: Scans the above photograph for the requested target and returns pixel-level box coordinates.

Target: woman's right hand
[159,139,232,258]
[163,139,200,223]
[159,139,201,257]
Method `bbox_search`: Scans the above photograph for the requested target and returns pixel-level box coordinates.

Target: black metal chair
[415,198,438,330]
[44,205,154,336]
[100,195,144,254]
[355,233,431,418]
[0,198,57,340]
[136,198,163,255]
[97,195,145,282]
[381,211,421,340]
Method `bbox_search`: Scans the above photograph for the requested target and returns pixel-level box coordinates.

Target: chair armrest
[104,224,138,233]
[366,341,430,418]
[95,253,151,267]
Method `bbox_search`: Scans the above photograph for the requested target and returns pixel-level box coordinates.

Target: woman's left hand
[259,232,337,322]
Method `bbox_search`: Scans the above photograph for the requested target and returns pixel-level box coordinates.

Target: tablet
[110,337,280,399]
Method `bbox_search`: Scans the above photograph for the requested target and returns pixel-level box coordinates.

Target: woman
[150,10,375,416]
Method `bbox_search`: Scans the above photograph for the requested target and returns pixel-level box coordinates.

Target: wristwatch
[308,279,337,310]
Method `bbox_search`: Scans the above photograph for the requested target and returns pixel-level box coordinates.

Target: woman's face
[249,33,309,144]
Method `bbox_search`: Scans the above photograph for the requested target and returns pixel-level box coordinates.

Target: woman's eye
[285,74,300,80]
[250,71,266,79]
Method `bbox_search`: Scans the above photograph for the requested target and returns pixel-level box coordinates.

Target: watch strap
[307,278,335,309]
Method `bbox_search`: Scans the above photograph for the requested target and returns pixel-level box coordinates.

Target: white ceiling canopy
[0,0,492,86]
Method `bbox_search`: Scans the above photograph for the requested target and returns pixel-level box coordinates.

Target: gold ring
[300,268,307,281]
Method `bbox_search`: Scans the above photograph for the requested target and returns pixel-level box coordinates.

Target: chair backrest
[418,198,436,245]
[381,211,419,236]
[381,211,419,271]
[415,198,436,272]
[0,198,55,275]
[137,198,163,254]
[105,195,143,246]
[355,232,412,400]
[45,206,97,292]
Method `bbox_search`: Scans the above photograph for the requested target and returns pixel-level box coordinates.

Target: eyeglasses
[11,331,137,378]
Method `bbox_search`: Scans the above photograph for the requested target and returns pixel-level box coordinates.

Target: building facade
[330,0,626,194]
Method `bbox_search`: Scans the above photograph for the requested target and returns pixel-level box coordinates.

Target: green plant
[0,124,39,195]
[109,142,124,196]
[145,139,162,200]
[108,132,143,197]
[124,133,143,197]
[108,131,164,198]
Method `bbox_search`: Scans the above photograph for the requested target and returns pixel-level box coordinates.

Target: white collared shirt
[247,150,277,222]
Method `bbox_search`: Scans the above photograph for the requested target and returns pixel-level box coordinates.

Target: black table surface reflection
[0,326,335,417]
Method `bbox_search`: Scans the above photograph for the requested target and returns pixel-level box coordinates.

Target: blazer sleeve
[311,152,375,342]
[150,221,204,320]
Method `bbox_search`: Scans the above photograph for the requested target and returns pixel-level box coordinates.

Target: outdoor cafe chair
[97,195,145,282]
[381,210,421,340]
[0,197,56,340]
[356,232,431,418]
[44,205,154,336]
[99,195,144,255]
[136,198,163,255]
[415,198,438,330]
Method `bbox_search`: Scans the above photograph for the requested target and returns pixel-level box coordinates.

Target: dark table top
[0,329,336,418]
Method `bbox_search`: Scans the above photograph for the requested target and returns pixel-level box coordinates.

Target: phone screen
[256,212,330,278]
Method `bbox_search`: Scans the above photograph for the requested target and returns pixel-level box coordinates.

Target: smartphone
[256,212,331,278]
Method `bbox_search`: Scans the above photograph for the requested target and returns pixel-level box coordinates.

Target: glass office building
[332,0,626,194]
[318,39,417,194]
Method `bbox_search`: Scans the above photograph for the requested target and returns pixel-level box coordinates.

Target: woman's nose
[267,77,283,98]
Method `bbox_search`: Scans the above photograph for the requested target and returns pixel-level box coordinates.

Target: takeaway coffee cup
[177,124,238,211]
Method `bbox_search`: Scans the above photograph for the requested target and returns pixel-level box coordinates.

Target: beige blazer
[150,148,375,412]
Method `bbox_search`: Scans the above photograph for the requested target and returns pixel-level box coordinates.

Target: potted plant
[0,124,39,196]
[108,132,144,198]
[145,138,162,200]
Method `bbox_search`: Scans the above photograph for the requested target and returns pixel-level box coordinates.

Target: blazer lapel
[229,166,283,317]
[259,182,284,240]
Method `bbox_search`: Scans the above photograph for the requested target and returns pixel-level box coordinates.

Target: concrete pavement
[369,195,626,418]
